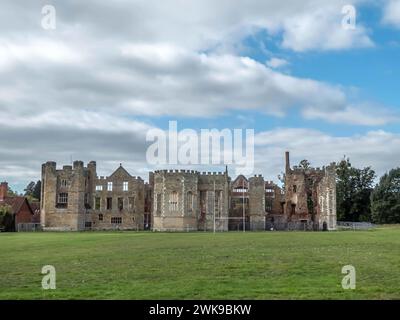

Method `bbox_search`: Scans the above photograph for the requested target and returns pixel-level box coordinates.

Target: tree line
[331,158,399,223]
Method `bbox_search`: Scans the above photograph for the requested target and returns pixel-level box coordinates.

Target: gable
[109,165,132,180]
[232,175,248,188]
[0,197,34,216]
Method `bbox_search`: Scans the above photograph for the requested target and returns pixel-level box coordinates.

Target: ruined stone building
[230,175,284,231]
[41,161,148,231]
[282,152,337,231]
[152,169,230,231]
[40,152,337,231]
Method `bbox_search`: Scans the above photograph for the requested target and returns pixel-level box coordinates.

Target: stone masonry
[41,152,337,232]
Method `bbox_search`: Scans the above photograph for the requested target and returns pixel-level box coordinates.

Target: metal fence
[265,221,318,231]
[17,223,42,232]
[337,221,375,230]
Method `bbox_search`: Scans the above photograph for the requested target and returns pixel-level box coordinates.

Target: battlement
[153,169,227,176]
[154,169,199,176]
[292,165,326,175]
[98,175,142,181]
[43,161,89,174]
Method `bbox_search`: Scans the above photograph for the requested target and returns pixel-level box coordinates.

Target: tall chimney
[285,151,290,174]
[0,182,8,202]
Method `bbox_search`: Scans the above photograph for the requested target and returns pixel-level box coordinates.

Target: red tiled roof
[0,197,34,215]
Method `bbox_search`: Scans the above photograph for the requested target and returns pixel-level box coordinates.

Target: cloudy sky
[1,0,400,191]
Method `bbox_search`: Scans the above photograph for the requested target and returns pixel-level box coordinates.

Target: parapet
[73,160,84,169]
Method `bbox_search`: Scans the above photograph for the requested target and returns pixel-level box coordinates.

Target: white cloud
[0,0,397,190]
[382,0,400,27]
[1,38,387,124]
[253,128,400,182]
[302,104,400,126]
[266,58,289,68]
[280,4,374,51]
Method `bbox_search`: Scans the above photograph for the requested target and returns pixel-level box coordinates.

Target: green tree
[24,180,41,201]
[7,186,18,197]
[0,205,14,231]
[299,159,311,169]
[336,157,376,222]
[371,168,400,224]
[24,181,35,196]
[32,180,41,201]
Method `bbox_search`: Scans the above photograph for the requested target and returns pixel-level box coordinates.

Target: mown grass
[0,226,399,299]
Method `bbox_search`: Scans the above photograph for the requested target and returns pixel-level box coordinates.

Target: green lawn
[0,227,399,299]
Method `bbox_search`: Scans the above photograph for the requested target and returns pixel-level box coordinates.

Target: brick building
[0,182,36,231]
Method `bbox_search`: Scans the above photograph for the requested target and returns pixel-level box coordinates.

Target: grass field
[0,226,399,300]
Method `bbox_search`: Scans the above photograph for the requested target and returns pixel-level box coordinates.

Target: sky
[1,0,400,192]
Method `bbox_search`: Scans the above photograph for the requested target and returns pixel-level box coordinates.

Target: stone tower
[41,161,94,231]
[248,175,266,230]
[152,169,230,231]
[152,170,199,231]
[284,152,337,230]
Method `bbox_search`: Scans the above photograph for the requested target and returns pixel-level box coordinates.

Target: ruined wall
[90,165,145,231]
[248,175,265,230]
[230,175,249,231]
[198,172,230,231]
[283,152,337,230]
[152,170,199,231]
[152,170,229,231]
[41,161,91,231]
[317,164,337,230]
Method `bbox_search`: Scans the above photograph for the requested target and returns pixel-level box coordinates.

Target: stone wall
[90,165,145,231]
[41,161,91,231]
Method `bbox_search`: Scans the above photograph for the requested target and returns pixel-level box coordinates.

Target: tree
[371,168,400,224]
[336,157,376,222]
[0,205,14,232]
[32,180,41,201]
[24,181,35,196]
[24,180,41,201]
[299,159,311,169]
[7,186,18,197]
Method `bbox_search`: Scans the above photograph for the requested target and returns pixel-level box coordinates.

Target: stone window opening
[111,217,122,224]
[129,197,135,212]
[265,197,273,212]
[95,197,101,210]
[98,214,103,221]
[156,194,162,215]
[266,188,275,198]
[118,197,124,211]
[60,179,68,188]
[107,182,113,191]
[169,191,178,212]
[187,191,194,213]
[107,197,112,210]
[123,181,129,192]
[293,185,297,193]
[96,185,103,191]
[57,193,68,208]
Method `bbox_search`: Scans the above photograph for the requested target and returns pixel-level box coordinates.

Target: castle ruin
[40,152,337,231]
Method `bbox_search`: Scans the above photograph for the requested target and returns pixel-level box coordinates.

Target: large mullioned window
[169,191,178,211]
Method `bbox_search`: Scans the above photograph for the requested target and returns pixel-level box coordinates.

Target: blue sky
[1,0,400,192]
[148,3,400,136]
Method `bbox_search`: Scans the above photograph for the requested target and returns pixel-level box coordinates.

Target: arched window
[169,191,178,211]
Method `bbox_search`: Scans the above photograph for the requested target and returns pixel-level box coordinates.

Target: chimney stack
[0,182,8,202]
[285,151,291,174]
